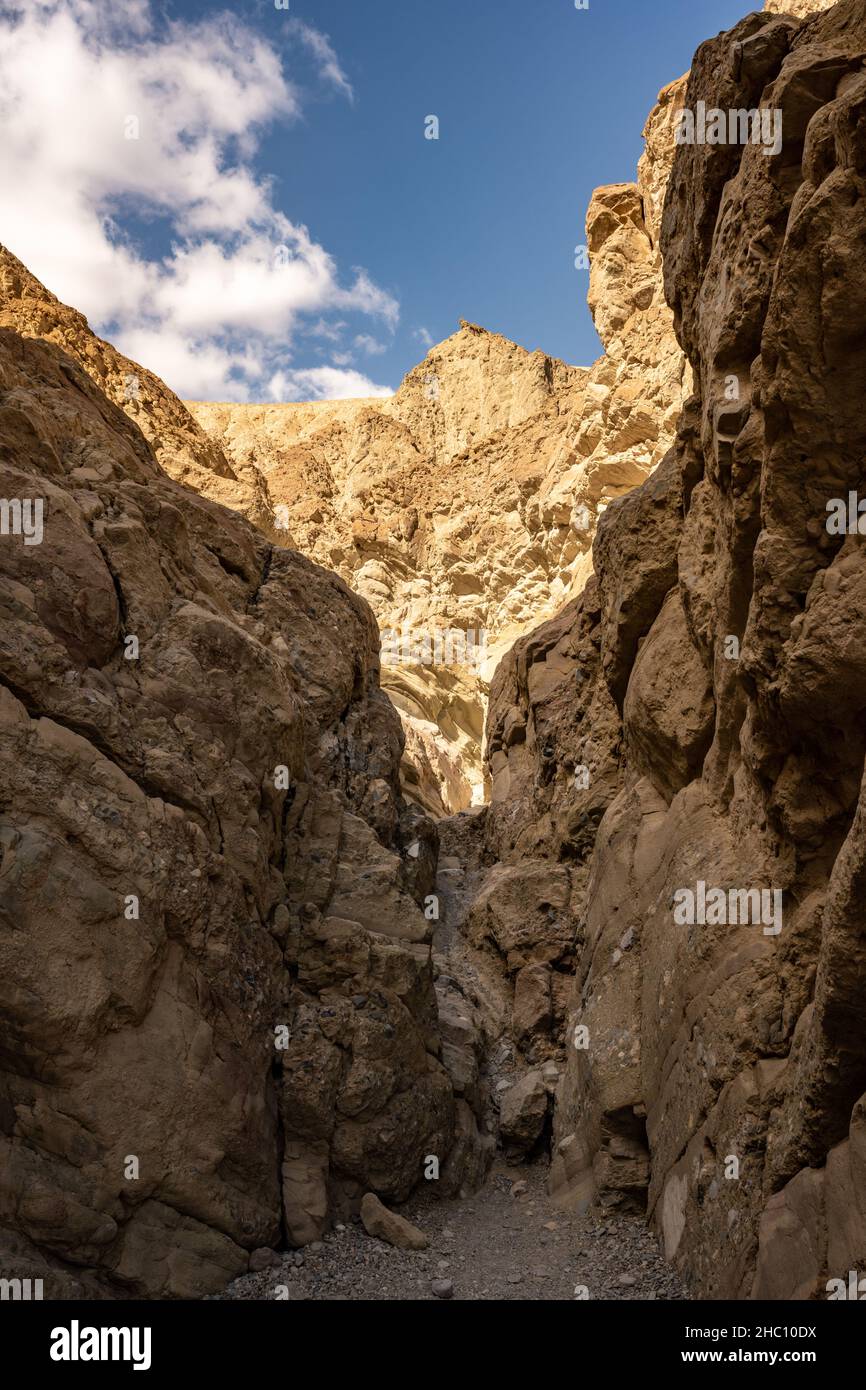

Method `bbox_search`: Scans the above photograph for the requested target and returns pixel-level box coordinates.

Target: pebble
[248,1248,278,1272]
[212,1166,690,1304]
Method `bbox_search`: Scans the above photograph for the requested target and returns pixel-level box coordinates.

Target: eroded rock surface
[188,333,589,815]
[0,245,487,1299]
[480,0,866,1298]
[1,0,854,1308]
[764,0,836,17]
[0,252,277,539]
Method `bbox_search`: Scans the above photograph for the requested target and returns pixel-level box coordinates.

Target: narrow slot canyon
[2,0,864,1331]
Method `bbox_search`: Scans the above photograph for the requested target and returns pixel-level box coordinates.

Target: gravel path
[215,1161,690,1302]
[215,814,690,1304]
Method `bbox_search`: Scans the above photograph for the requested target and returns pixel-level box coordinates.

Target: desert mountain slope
[189,85,691,814]
[0,249,277,538]
[765,0,836,14]
[190,328,589,815]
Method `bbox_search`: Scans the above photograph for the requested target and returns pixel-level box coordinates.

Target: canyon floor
[214,1162,689,1302]
[212,804,689,1303]
[217,817,691,1304]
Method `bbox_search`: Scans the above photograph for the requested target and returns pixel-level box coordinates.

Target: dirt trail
[217,810,689,1303]
[216,1163,689,1302]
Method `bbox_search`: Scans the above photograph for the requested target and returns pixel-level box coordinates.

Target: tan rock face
[0,252,277,540]
[188,82,690,817]
[763,0,836,16]
[0,244,483,1298]
[482,0,866,1298]
[188,333,589,815]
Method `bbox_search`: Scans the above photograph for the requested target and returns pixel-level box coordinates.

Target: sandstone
[359,1193,429,1251]
[1,0,858,1309]
[440,1100,495,1199]
[513,964,554,1043]
[764,0,834,15]
[0,248,277,539]
[281,1144,329,1249]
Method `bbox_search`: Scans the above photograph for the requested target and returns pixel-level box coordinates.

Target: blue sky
[250,0,751,376]
[0,0,751,400]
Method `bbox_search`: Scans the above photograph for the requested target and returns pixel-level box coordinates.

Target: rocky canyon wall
[1,0,853,1308]
[0,59,691,1293]
[482,0,866,1298]
[0,245,493,1298]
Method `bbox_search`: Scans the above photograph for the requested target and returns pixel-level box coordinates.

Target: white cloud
[414,326,435,348]
[305,318,348,343]
[0,0,397,401]
[354,334,388,356]
[266,366,393,402]
[289,19,354,103]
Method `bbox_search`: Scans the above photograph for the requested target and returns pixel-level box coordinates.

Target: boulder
[359,1194,429,1251]
[499,1071,549,1155]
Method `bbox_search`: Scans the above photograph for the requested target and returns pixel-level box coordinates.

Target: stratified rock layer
[0,244,485,1299]
[483,0,866,1298]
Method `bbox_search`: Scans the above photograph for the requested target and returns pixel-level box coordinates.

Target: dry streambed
[214,1163,689,1302]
